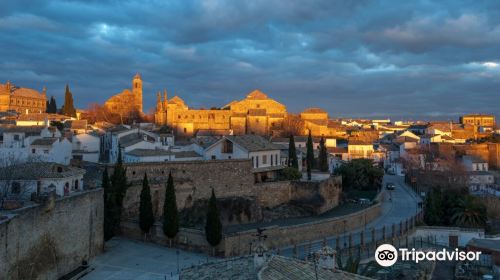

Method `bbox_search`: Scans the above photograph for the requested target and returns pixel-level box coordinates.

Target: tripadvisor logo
[375,244,398,267]
[374,244,481,267]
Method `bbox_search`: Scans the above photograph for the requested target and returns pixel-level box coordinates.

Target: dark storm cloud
[0,0,498,119]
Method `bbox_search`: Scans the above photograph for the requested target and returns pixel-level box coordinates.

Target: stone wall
[221,202,381,257]
[256,177,342,214]
[120,160,255,219]
[0,189,104,280]
[121,199,381,257]
[119,159,341,224]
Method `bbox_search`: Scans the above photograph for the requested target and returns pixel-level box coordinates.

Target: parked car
[386,183,395,190]
[359,198,370,205]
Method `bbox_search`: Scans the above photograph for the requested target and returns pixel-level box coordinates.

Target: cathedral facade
[0,81,47,114]
[155,89,287,136]
[104,74,143,117]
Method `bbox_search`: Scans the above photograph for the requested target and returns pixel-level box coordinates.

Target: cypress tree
[110,148,128,235]
[102,167,115,241]
[205,189,222,248]
[306,130,314,180]
[162,171,179,241]
[139,173,155,234]
[45,100,50,113]
[61,84,76,117]
[50,96,57,113]
[288,135,298,169]
[318,137,329,172]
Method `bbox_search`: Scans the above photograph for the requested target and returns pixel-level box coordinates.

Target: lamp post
[176,250,179,274]
[343,220,347,249]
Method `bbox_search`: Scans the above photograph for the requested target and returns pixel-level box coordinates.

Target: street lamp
[176,250,179,274]
[343,220,347,248]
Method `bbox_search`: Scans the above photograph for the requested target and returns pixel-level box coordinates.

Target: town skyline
[3,74,499,122]
[1,1,499,120]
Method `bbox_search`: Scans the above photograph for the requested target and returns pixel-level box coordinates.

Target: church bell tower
[132,73,143,113]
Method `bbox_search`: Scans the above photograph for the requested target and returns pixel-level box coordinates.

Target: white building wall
[204,141,248,160]
[411,227,484,247]
[249,150,281,168]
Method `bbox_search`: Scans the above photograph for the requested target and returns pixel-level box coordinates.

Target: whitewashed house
[462,156,489,172]
[204,135,283,182]
[0,125,72,166]
[0,162,86,199]
[72,132,101,163]
[102,126,173,163]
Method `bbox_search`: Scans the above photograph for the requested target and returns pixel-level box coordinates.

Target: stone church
[155,89,287,136]
[104,73,143,117]
[0,81,47,114]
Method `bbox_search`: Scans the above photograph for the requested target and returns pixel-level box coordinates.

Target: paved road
[82,238,214,280]
[280,174,422,258]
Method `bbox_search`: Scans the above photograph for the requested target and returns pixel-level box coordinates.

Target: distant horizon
[3,76,498,123]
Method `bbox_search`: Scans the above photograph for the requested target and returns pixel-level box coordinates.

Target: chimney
[317,246,337,271]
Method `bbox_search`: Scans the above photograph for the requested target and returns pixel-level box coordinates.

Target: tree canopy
[46,96,57,113]
[139,173,155,234]
[205,189,222,247]
[425,187,487,228]
[288,135,298,170]
[61,84,77,117]
[333,159,383,191]
[306,130,314,180]
[318,137,328,172]
[163,171,179,239]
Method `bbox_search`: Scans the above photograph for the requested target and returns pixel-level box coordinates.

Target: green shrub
[279,167,302,180]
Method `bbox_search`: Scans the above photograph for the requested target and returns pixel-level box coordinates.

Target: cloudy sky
[1,0,499,120]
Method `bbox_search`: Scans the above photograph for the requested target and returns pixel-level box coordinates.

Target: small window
[222,140,233,153]
[14,135,19,141]
[11,182,21,194]
[211,155,216,160]
[32,149,36,154]
[262,155,267,164]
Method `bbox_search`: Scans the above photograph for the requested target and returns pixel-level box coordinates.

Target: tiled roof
[65,120,87,130]
[180,255,373,280]
[467,238,500,251]
[2,125,44,134]
[246,89,268,99]
[126,149,172,157]
[119,133,155,147]
[302,107,327,114]
[31,138,58,146]
[0,162,85,180]
[261,255,373,280]
[108,125,130,134]
[173,151,202,158]
[190,136,219,149]
[225,135,282,152]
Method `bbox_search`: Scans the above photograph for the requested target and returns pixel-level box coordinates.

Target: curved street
[280,174,422,258]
